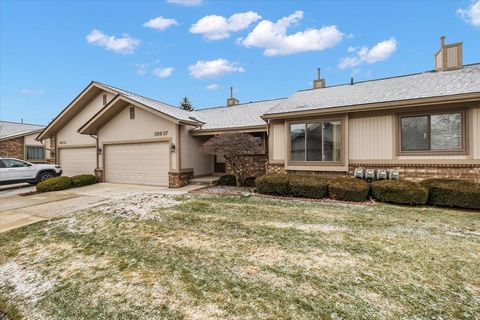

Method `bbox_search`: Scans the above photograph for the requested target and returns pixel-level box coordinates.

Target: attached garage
[104,142,170,186]
[59,147,96,176]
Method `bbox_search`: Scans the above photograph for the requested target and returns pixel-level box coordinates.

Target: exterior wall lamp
[170,143,176,153]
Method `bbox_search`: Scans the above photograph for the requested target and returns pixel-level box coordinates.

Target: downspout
[90,134,99,169]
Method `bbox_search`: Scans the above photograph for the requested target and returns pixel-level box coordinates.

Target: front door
[214,155,225,173]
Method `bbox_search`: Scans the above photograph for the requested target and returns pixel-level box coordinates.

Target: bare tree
[201,133,262,186]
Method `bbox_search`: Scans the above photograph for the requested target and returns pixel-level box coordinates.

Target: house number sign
[154,131,168,136]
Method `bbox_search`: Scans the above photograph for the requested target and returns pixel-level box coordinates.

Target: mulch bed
[19,191,38,197]
[190,185,375,206]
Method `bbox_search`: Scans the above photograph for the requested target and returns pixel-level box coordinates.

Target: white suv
[0,158,62,185]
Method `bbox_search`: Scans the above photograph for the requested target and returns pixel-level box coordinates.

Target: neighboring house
[37,37,480,186]
[0,121,50,163]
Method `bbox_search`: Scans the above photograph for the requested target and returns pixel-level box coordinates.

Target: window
[3,159,29,168]
[26,146,45,161]
[102,94,107,105]
[400,111,463,153]
[0,160,6,168]
[130,107,135,119]
[290,120,342,162]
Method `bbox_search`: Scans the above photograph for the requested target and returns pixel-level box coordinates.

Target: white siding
[349,115,393,160]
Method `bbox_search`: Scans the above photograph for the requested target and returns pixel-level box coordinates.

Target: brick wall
[0,136,24,159]
[169,171,194,188]
[225,154,268,177]
[265,161,480,183]
[49,136,57,164]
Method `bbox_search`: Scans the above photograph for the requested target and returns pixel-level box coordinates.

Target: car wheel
[38,172,54,182]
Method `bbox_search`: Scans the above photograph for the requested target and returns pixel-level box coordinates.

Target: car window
[3,159,29,168]
[0,160,6,168]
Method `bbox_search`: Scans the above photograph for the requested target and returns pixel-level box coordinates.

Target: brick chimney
[434,36,463,71]
[227,86,239,107]
[312,68,326,89]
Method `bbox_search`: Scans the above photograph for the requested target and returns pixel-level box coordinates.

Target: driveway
[0,182,203,233]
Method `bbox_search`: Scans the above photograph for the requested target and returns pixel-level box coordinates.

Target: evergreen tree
[180,97,194,111]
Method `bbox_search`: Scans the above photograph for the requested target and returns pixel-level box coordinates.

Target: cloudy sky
[1,0,479,124]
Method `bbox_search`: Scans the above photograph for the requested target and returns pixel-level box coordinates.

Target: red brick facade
[225,154,268,177]
[0,136,24,159]
[266,161,480,183]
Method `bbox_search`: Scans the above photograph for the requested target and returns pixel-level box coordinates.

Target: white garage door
[104,142,169,186]
[59,147,96,177]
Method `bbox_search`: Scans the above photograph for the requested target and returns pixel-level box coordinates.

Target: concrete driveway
[0,183,202,233]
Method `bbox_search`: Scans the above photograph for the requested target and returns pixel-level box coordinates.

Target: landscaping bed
[1,194,479,319]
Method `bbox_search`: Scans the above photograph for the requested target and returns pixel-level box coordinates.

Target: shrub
[421,179,480,210]
[371,180,428,205]
[71,174,97,188]
[328,177,370,202]
[36,176,72,193]
[289,175,329,199]
[217,175,237,186]
[255,174,290,196]
[244,177,257,187]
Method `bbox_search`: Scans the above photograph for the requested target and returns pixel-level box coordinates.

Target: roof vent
[350,77,354,85]
[312,68,326,89]
[435,36,463,71]
[227,86,239,107]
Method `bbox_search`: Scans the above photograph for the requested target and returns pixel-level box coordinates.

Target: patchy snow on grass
[97,193,180,220]
[0,261,55,303]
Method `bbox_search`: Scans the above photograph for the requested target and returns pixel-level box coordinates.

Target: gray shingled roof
[265,63,480,116]
[0,121,45,140]
[96,82,196,123]
[193,98,285,130]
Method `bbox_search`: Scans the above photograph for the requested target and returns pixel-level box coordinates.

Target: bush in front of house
[71,174,97,188]
[217,175,237,186]
[289,175,329,199]
[255,174,290,196]
[244,177,257,187]
[371,180,428,205]
[36,176,72,193]
[420,179,480,210]
[328,177,370,202]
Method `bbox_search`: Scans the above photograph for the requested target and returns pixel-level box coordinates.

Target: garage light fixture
[170,143,176,153]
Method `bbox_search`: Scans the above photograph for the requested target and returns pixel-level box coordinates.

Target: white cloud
[190,11,261,40]
[167,0,203,6]
[153,67,174,78]
[457,1,480,26]
[143,16,178,30]
[338,38,397,69]
[136,64,148,75]
[19,88,44,96]
[205,83,219,90]
[240,10,343,56]
[86,29,140,54]
[188,58,245,78]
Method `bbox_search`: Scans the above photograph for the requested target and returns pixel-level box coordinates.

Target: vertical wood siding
[271,122,285,161]
[473,107,480,159]
[348,115,393,160]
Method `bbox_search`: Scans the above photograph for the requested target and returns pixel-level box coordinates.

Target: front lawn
[1,195,479,319]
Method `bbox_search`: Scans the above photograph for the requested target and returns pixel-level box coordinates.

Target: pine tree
[180,97,194,111]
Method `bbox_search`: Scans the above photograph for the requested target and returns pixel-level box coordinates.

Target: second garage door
[104,142,169,186]
[59,147,96,177]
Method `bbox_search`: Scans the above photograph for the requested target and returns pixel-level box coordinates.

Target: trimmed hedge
[371,180,428,205]
[244,177,257,187]
[328,177,370,202]
[255,174,290,196]
[218,175,237,186]
[71,174,97,188]
[289,175,329,199]
[36,176,72,193]
[420,179,480,210]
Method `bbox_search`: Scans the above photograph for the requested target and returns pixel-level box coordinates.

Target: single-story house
[36,37,480,186]
[0,121,50,163]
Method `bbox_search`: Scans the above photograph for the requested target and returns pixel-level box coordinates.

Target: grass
[0,195,479,319]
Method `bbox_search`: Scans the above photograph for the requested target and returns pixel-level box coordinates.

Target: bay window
[290,120,342,162]
[399,111,464,153]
